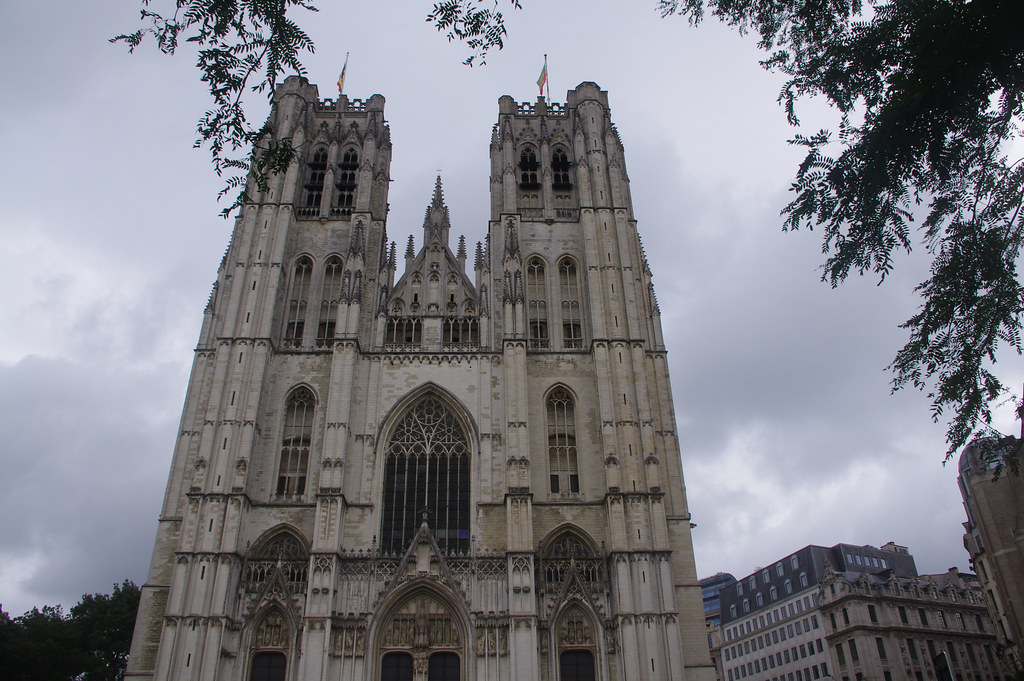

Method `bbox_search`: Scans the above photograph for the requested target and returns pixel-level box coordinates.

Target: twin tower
[127,78,714,681]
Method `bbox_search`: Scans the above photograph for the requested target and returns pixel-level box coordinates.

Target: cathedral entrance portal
[375,589,465,681]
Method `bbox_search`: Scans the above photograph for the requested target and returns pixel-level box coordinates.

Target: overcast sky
[2,1,1020,618]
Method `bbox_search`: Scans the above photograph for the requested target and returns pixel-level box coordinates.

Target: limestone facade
[958,438,1024,672]
[125,79,714,681]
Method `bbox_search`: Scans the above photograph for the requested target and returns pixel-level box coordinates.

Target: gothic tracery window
[277,388,314,498]
[336,148,359,215]
[519,147,539,186]
[547,388,579,495]
[381,396,470,554]
[301,147,328,217]
[317,256,343,346]
[527,257,549,349]
[552,147,572,188]
[541,531,601,591]
[559,258,582,349]
[284,256,313,346]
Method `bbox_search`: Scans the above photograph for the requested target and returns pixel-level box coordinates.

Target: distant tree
[115,0,1024,460]
[0,581,140,681]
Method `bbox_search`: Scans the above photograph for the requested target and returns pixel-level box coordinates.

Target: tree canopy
[0,580,140,681]
[114,0,1024,462]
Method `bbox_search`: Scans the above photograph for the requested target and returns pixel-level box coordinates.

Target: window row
[527,256,583,350]
[518,146,573,189]
[273,386,583,549]
[382,317,481,348]
[725,616,821,662]
[299,147,359,218]
[727,649,828,681]
[737,556,801,596]
[726,595,818,640]
[284,255,353,348]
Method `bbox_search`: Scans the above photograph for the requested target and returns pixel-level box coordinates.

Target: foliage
[656,0,1024,458]
[112,0,318,217]
[427,0,520,65]
[0,580,141,681]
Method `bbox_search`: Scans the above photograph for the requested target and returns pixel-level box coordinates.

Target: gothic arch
[550,599,604,681]
[375,383,479,447]
[242,603,300,681]
[376,385,477,556]
[248,525,311,558]
[368,580,472,681]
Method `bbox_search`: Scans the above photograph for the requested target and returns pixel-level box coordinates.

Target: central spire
[422,173,451,247]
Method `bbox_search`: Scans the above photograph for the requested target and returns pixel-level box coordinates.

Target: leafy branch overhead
[659,0,1024,460]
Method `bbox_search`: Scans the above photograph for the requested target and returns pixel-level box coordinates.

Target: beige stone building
[819,565,1008,681]
[959,438,1024,672]
[125,79,714,681]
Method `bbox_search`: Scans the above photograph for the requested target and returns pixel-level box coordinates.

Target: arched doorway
[375,589,466,681]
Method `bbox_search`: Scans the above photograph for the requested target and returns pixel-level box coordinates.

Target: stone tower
[126,78,714,681]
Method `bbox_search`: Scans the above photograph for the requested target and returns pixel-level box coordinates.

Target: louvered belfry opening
[381,396,470,554]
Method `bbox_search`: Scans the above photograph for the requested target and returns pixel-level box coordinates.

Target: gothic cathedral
[126,78,714,681]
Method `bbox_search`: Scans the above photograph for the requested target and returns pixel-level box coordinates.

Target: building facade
[718,543,919,681]
[819,566,1008,681]
[958,438,1024,671]
[702,573,738,680]
[125,79,714,681]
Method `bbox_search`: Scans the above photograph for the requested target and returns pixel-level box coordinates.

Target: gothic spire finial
[422,174,452,247]
[457,235,467,261]
[406,234,415,258]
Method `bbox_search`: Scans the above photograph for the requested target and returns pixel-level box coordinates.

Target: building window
[380,652,413,681]
[730,605,737,618]
[552,147,572,188]
[799,573,809,588]
[776,563,784,577]
[869,605,878,623]
[300,147,328,217]
[277,387,314,497]
[559,650,596,681]
[527,257,549,348]
[442,317,479,346]
[791,556,799,570]
[250,652,286,681]
[743,599,750,613]
[837,645,846,666]
[955,613,965,630]
[381,396,470,554]
[547,387,580,494]
[843,608,850,625]
[335,148,358,215]
[749,576,757,591]
[756,593,764,607]
[876,637,887,660]
[907,638,918,660]
[785,580,793,595]
[284,256,313,346]
[316,256,343,346]
[559,258,582,348]
[737,583,744,596]
[899,606,909,624]
[770,586,778,600]
[428,652,460,681]
[384,317,422,346]
[519,147,539,186]
[848,640,859,663]
[762,569,770,584]
[919,609,928,626]
[938,611,947,628]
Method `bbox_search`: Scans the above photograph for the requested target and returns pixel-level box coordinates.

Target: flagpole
[544,54,550,103]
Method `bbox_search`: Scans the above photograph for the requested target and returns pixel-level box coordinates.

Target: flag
[536,60,548,96]
[337,53,349,95]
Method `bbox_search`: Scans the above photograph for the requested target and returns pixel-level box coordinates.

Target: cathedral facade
[126,78,714,681]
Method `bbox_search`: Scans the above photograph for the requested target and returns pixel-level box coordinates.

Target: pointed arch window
[284,256,313,346]
[380,652,413,681]
[547,388,579,495]
[250,652,286,681]
[335,148,359,215]
[519,147,539,186]
[427,652,459,681]
[277,388,314,498]
[540,531,602,594]
[317,256,343,346]
[381,396,470,554]
[527,257,549,349]
[300,147,328,217]
[552,147,572,188]
[559,258,582,349]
